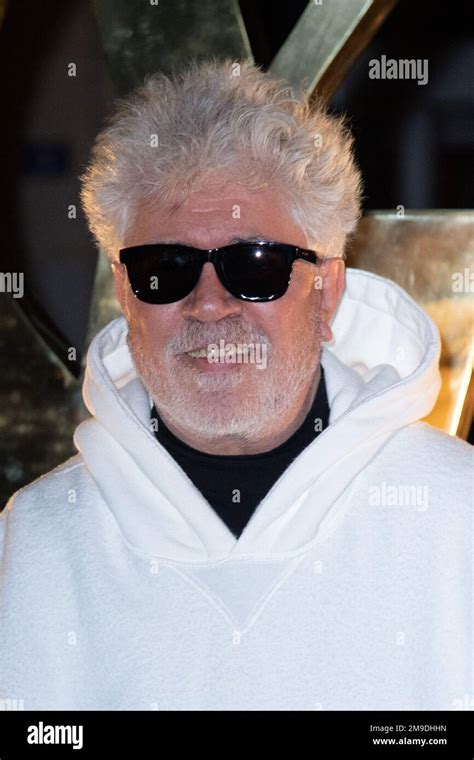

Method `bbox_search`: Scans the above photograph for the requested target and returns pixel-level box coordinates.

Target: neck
[155,366,321,456]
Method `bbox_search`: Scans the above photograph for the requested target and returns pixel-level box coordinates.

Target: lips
[178,350,243,373]
[186,346,254,360]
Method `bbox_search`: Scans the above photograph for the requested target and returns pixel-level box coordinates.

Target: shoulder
[390,421,473,465]
[2,454,86,512]
[375,422,473,506]
[0,454,94,541]
[0,454,105,569]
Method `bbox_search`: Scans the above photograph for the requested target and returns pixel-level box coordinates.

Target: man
[1,58,472,711]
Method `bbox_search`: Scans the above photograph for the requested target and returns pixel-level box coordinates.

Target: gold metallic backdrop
[346,211,474,439]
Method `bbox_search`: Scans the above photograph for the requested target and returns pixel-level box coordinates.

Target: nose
[180,262,242,322]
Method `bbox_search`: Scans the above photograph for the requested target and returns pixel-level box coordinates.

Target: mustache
[167,319,272,355]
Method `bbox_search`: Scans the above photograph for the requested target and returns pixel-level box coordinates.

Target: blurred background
[0,0,473,506]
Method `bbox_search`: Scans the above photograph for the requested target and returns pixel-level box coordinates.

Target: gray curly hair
[80,57,363,260]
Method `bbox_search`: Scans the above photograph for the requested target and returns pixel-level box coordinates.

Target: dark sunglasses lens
[222,245,290,300]
[126,247,200,304]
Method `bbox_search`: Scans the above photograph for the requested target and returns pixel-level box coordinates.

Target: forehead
[125,181,309,250]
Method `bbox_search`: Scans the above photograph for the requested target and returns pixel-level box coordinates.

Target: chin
[193,373,245,393]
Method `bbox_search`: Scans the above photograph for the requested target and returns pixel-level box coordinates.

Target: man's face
[113,178,344,451]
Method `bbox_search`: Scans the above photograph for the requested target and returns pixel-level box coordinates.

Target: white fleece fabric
[0,268,472,711]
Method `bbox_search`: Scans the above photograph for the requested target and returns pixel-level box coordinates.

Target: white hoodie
[1,268,472,711]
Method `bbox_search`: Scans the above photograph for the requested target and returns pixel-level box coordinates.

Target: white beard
[127,311,323,443]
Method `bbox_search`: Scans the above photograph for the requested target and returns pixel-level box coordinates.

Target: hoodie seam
[167,553,306,633]
[87,479,293,568]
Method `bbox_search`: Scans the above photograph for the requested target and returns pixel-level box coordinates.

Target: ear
[318,257,345,342]
[111,262,129,315]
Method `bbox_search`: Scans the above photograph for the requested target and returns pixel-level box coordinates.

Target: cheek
[254,286,320,339]
[129,302,176,351]
[245,305,298,354]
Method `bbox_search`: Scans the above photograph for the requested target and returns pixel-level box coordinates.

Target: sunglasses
[118,240,321,304]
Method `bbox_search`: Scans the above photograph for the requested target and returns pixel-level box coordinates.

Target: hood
[73,268,441,562]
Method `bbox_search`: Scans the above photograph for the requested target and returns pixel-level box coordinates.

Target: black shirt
[150,367,330,538]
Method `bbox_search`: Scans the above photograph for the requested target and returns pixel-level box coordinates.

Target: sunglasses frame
[118,240,321,304]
